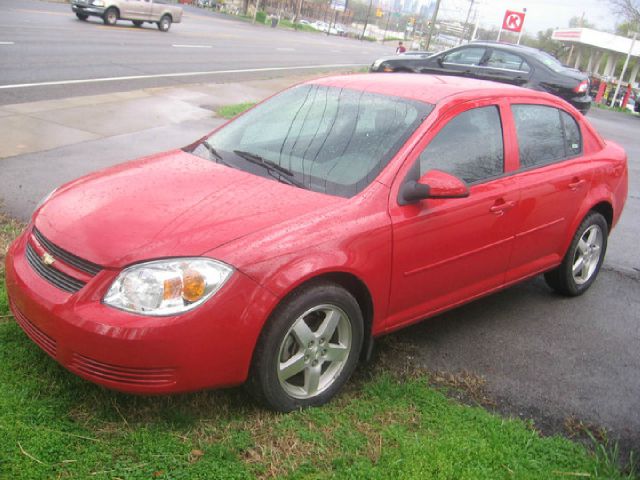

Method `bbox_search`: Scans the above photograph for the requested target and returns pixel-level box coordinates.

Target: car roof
[308,73,534,105]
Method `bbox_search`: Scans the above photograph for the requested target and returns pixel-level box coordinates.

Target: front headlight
[371,59,384,70]
[103,258,233,316]
[91,0,105,6]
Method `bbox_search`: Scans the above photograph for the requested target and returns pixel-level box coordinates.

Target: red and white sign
[502,10,525,33]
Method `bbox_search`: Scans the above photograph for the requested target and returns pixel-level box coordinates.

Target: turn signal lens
[182,269,206,303]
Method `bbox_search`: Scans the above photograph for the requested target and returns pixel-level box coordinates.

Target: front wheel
[157,14,171,32]
[248,282,364,412]
[544,211,608,296]
[103,7,118,26]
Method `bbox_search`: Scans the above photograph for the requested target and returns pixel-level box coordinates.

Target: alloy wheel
[572,224,603,285]
[277,304,352,399]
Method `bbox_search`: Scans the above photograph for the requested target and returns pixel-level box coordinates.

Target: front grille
[11,302,57,358]
[32,228,102,276]
[70,353,177,387]
[25,243,86,293]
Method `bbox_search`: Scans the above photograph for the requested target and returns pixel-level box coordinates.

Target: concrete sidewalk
[0,74,319,218]
[0,75,314,160]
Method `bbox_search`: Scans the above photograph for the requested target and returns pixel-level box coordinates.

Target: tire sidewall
[104,8,117,25]
[159,15,171,31]
[563,212,608,295]
[251,283,364,412]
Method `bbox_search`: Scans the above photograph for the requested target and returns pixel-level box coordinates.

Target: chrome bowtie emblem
[41,252,55,266]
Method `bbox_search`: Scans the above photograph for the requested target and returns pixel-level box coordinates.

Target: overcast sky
[439,0,622,35]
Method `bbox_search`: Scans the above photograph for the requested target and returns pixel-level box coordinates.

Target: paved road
[0,0,390,104]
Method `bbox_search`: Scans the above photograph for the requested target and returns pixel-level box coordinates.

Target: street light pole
[459,0,474,45]
[425,0,441,51]
[611,31,638,108]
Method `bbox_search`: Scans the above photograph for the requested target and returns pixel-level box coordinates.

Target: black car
[370,41,592,114]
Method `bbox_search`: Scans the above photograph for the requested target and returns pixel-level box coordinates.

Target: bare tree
[610,0,640,24]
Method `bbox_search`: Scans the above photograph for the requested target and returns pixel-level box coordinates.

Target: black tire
[132,20,143,27]
[75,12,88,21]
[247,282,364,412]
[103,7,118,26]
[157,14,171,32]
[544,211,608,296]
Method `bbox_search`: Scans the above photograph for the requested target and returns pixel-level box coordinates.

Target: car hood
[35,150,344,268]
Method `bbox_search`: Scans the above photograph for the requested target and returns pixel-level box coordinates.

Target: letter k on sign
[502,10,525,32]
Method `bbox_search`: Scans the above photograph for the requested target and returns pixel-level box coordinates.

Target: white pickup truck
[71,0,183,32]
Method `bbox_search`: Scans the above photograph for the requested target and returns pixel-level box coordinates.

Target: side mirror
[436,56,444,66]
[399,170,469,205]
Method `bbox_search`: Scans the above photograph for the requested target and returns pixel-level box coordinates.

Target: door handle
[568,179,586,191]
[489,200,516,215]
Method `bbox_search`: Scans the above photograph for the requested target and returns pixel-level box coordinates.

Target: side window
[485,50,530,72]
[442,47,486,66]
[512,105,580,169]
[419,106,504,184]
[560,111,582,156]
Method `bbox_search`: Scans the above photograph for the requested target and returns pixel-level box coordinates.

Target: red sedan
[5,74,628,411]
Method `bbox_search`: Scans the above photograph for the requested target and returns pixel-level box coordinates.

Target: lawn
[0,212,635,479]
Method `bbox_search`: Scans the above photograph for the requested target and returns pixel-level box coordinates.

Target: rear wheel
[103,7,118,26]
[248,282,364,412]
[544,212,608,296]
[75,12,88,20]
[132,20,143,27]
[157,14,171,32]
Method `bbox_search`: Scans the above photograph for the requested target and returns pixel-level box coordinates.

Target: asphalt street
[0,0,390,104]
[0,0,638,462]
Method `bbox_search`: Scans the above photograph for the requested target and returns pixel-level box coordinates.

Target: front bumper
[71,5,106,16]
[5,228,278,394]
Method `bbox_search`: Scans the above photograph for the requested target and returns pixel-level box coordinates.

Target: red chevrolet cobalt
[6,75,628,411]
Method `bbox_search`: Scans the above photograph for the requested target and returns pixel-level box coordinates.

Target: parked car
[6,74,627,412]
[370,41,592,114]
[70,0,183,31]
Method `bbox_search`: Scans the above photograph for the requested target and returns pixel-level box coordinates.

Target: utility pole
[611,31,637,107]
[361,0,373,40]
[425,0,441,51]
[459,0,474,45]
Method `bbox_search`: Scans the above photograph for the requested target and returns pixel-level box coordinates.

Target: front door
[476,49,531,87]
[386,101,520,330]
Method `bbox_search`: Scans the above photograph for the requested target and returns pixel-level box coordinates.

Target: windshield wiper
[201,140,226,164]
[232,150,305,188]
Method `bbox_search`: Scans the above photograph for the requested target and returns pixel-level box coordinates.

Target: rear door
[477,49,532,87]
[506,103,594,281]
[386,100,520,330]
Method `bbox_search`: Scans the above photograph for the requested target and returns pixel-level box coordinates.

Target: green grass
[0,216,636,479]
[216,102,256,119]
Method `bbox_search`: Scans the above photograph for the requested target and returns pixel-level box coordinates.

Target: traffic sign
[502,10,525,33]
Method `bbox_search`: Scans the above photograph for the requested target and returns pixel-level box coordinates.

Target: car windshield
[191,85,433,198]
